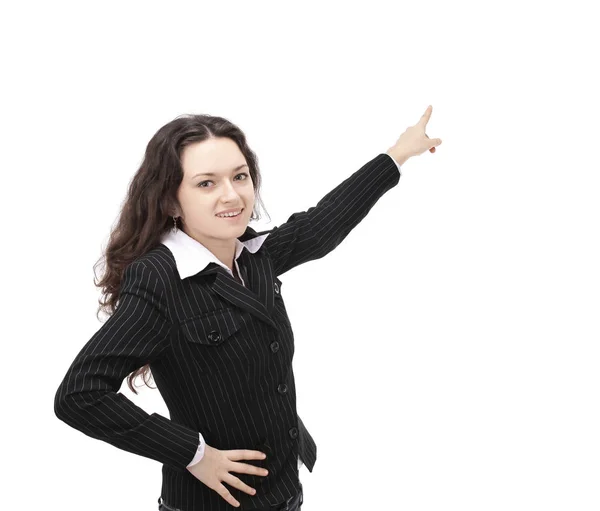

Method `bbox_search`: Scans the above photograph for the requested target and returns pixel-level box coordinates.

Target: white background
[2,1,599,510]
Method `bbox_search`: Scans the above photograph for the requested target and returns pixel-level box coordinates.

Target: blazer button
[270,341,280,353]
[274,282,280,294]
[207,330,222,344]
[289,427,298,439]
[277,383,288,394]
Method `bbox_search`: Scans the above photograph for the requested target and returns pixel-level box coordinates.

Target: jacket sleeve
[54,260,200,470]
[263,152,401,277]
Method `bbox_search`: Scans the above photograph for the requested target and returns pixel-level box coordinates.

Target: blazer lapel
[209,249,278,329]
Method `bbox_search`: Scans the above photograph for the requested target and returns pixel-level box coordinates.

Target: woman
[54,106,441,510]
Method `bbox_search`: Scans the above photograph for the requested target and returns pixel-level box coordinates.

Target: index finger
[225,449,267,461]
[419,105,433,126]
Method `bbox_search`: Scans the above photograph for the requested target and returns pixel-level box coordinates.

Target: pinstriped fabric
[262,153,401,278]
[54,152,401,511]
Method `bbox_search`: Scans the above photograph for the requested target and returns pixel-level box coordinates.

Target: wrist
[385,148,410,167]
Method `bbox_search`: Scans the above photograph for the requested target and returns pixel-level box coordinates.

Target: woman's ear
[168,203,181,218]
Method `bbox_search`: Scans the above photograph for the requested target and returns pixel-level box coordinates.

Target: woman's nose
[221,184,241,201]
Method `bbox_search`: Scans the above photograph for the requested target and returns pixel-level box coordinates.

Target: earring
[172,216,178,233]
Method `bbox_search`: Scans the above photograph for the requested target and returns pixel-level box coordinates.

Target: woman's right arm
[53,260,200,470]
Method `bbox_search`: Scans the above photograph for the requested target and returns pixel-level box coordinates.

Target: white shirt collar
[160,227,270,280]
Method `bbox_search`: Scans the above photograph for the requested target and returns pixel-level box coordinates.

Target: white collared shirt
[160,226,270,283]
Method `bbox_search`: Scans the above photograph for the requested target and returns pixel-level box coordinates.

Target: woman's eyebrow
[192,164,248,179]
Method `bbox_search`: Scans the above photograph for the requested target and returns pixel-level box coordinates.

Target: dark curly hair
[92,114,270,394]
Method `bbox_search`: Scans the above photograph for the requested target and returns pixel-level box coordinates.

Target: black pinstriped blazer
[54,152,401,510]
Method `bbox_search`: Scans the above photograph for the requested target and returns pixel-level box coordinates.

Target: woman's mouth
[215,208,244,220]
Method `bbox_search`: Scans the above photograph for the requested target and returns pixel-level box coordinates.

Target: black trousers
[158,482,303,511]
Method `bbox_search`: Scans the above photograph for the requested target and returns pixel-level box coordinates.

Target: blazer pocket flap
[181,308,242,346]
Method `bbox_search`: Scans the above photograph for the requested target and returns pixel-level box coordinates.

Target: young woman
[54,106,441,511]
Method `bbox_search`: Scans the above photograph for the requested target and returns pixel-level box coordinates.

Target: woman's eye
[198,173,249,188]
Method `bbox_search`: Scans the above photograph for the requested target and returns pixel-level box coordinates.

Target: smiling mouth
[215,208,244,218]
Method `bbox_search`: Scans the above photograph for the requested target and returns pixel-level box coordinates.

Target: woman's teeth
[216,209,242,218]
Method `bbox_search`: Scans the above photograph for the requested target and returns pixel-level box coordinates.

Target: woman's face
[177,137,255,244]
